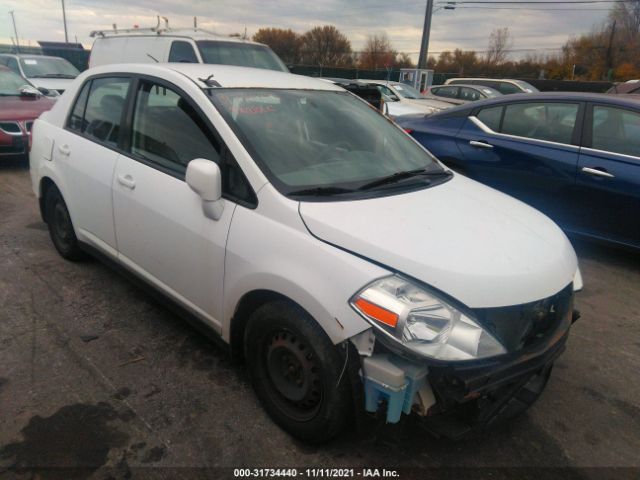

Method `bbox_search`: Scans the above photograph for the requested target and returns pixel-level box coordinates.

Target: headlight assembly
[350,275,506,361]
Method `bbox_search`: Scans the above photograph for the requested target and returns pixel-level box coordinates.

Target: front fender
[223,189,389,345]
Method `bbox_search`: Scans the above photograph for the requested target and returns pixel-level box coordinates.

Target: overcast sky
[1,0,611,61]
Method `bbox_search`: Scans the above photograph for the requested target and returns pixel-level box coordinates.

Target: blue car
[398,92,640,249]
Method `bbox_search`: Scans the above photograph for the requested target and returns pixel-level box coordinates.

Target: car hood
[27,77,75,91]
[0,96,55,122]
[298,174,577,309]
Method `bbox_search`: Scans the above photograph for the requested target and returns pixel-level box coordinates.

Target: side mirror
[186,158,224,220]
[20,85,41,97]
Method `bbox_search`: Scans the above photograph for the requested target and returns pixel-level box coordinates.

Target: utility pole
[9,11,20,53]
[61,0,69,43]
[605,19,616,81]
[417,0,434,69]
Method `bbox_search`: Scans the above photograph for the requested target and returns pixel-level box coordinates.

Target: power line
[455,5,612,8]
[436,0,637,3]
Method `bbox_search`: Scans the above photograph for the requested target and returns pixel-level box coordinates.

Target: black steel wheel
[244,301,352,443]
[45,186,86,261]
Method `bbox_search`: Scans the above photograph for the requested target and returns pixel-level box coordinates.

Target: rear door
[455,100,583,227]
[112,77,241,330]
[53,76,131,253]
[575,103,640,246]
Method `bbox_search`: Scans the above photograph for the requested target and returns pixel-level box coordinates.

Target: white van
[89,27,288,72]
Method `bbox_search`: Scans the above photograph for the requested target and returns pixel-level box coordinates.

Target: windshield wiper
[358,168,451,191]
[288,186,356,197]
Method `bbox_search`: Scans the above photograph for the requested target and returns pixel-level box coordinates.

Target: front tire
[45,186,86,261]
[244,301,352,443]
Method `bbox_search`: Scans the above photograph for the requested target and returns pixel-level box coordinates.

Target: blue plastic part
[388,358,429,415]
[363,377,407,423]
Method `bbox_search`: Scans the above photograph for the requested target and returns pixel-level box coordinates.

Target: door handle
[469,140,493,149]
[117,174,136,189]
[58,144,71,156]
[581,167,614,179]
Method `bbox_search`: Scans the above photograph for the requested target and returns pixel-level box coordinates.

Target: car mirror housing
[19,85,42,97]
[186,158,224,220]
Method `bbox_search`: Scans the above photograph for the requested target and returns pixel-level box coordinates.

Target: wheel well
[39,177,56,223]
[230,290,294,362]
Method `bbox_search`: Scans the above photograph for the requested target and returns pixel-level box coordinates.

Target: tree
[299,25,353,67]
[609,0,640,42]
[253,28,302,64]
[358,33,396,69]
[486,27,513,66]
[395,52,415,68]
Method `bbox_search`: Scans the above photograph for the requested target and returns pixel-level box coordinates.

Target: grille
[473,285,573,352]
[0,121,21,134]
[24,121,34,133]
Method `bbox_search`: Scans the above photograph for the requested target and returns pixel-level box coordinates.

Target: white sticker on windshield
[395,85,404,90]
[24,59,38,65]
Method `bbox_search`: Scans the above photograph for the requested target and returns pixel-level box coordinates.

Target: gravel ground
[1,160,639,480]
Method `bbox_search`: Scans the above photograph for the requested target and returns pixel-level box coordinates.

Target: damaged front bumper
[353,304,577,439]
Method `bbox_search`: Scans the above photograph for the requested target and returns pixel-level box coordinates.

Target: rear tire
[244,301,352,443]
[45,186,86,261]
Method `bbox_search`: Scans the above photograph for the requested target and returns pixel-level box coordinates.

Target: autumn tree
[358,33,396,69]
[486,27,513,66]
[253,28,302,64]
[299,25,353,67]
[395,52,415,68]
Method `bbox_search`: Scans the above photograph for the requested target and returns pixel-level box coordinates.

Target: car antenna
[198,74,221,88]
[147,53,159,63]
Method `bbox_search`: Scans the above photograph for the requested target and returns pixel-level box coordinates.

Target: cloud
[1,0,609,61]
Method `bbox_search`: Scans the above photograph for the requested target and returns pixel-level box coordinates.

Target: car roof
[94,29,265,46]
[84,63,344,91]
[434,83,500,91]
[430,91,640,117]
[448,78,524,83]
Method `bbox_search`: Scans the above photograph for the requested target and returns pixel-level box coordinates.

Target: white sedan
[30,63,582,442]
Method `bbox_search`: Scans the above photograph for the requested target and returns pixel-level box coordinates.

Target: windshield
[197,41,288,72]
[208,89,444,196]
[20,57,79,79]
[391,83,425,99]
[0,69,30,96]
[513,80,539,93]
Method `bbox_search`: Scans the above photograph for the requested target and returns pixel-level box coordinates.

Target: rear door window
[460,87,482,101]
[434,86,458,98]
[476,106,503,131]
[497,82,521,95]
[591,105,640,157]
[67,81,91,132]
[501,102,579,144]
[168,41,198,63]
[80,77,130,147]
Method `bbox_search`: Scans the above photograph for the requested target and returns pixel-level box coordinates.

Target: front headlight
[350,275,506,361]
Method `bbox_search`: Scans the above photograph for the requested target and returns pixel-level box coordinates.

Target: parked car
[0,66,55,159]
[89,25,288,72]
[427,83,502,103]
[0,54,78,95]
[445,78,539,95]
[360,79,458,117]
[397,92,640,250]
[606,80,640,94]
[30,63,582,442]
[320,78,383,110]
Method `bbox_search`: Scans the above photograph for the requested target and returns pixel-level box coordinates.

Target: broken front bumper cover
[423,327,570,439]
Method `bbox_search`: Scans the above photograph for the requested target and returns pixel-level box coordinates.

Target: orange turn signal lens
[354,298,399,328]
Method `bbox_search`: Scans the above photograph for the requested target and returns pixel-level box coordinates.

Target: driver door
[112,78,236,331]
